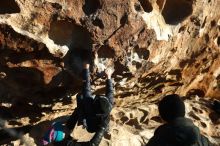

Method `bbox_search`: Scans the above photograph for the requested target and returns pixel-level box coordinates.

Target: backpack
[76,94,112,132]
[93,95,112,117]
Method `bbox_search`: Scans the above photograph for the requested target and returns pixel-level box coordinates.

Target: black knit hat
[94,95,112,116]
[159,94,185,122]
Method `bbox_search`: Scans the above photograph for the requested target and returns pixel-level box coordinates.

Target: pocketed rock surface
[0,0,220,145]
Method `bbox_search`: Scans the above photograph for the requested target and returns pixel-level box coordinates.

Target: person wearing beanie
[158,94,185,122]
[59,61,114,146]
[146,94,212,146]
[42,122,65,145]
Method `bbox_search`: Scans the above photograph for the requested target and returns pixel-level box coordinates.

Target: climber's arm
[66,108,79,132]
[105,68,114,105]
[82,63,92,98]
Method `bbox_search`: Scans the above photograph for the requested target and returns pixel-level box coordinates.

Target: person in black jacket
[146,94,212,146]
[63,62,114,146]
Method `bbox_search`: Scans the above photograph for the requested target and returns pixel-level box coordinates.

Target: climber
[146,94,212,146]
[61,61,114,146]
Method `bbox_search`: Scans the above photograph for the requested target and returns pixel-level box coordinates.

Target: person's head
[42,122,65,145]
[94,95,112,116]
[158,94,185,122]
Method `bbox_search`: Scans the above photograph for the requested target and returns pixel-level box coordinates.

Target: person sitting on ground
[63,62,114,146]
[146,94,212,146]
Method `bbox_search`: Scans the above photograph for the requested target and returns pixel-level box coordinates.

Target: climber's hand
[83,62,90,69]
[105,68,114,79]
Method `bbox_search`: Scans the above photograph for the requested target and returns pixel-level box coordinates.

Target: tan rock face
[0,0,220,145]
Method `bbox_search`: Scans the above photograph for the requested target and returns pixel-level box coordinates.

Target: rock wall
[0,0,220,145]
[0,0,219,102]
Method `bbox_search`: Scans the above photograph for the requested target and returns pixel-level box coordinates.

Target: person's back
[146,94,211,146]
[79,95,112,133]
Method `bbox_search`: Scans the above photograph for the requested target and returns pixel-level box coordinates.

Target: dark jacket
[66,69,114,146]
[146,117,212,146]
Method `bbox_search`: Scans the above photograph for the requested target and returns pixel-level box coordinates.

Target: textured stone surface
[0,0,220,145]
